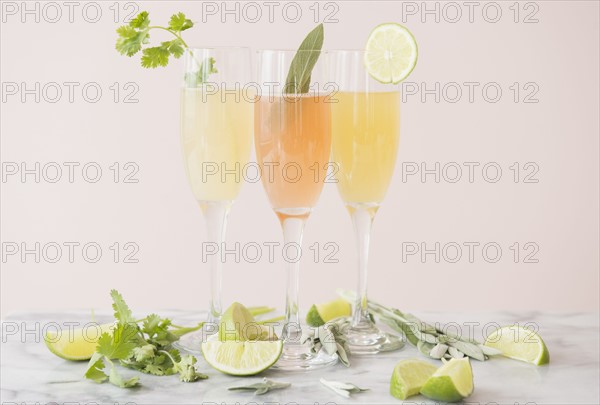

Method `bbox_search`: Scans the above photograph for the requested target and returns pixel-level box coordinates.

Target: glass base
[345,324,404,355]
[272,340,338,371]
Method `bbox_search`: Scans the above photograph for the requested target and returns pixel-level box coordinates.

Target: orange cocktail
[254,94,331,217]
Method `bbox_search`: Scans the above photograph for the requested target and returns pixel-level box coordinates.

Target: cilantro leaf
[154,330,178,346]
[110,289,134,324]
[85,347,139,388]
[142,314,178,345]
[96,324,137,360]
[174,355,208,382]
[109,367,140,388]
[85,352,108,383]
[168,348,182,363]
[168,12,193,32]
[144,363,166,376]
[141,46,171,68]
[163,39,185,59]
[160,350,207,382]
[132,344,155,362]
[129,11,150,29]
[147,352,174,376]
[140,38,186,69]
[115,26,149,57]
[201,57,218,78]
[142,314,162,335]
[84,289,212,388]
[184,57,218,87]
[115,10,216,82]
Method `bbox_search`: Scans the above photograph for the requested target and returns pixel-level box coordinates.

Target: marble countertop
[1,310,598,404]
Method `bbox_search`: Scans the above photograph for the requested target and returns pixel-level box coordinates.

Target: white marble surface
[1,310,598,404]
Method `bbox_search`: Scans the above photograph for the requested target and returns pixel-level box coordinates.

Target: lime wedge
[201,340,283,376]
[420,357,474,403]
[390,358,438,400]
[484,325,550,365]
[364,23,418,84]
[219,302,255,341]
[219,302,277,341]
[306,298,352,327]
[44,323,114,361]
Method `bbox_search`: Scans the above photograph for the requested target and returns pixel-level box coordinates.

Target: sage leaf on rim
[284,24,324,94]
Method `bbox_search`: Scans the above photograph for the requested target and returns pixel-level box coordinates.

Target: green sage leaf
[229,378,291,395]
[448,340,486,361]
[417,340,435,357]
[320,378,368,398]
[284,24,324,94]
[448,346,465,359]
[429,343,449,359]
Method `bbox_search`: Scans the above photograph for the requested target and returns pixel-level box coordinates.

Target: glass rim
[187,46,251,51]
[326,49,374,53]
[256,49,377,54]
[256,49,329,53]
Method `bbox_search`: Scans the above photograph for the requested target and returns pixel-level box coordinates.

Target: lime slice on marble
[420,357,474,402]
[44,322,114,361]
[390,358,438,400]
[201,340,283,376]
[484,325,550,365]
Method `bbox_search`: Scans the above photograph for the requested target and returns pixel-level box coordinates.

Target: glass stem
[349,204,378,329]
[199,200,232,327]
[280,215,306,343]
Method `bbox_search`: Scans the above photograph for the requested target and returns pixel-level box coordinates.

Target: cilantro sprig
[115,11,217,85]
[84,290,207,388]
[116,11,190,68]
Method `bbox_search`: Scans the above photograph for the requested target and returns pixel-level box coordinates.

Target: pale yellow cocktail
[180,88,253,202]
[331,91,400,203]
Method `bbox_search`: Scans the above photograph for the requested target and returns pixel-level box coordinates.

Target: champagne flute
[254,49,337,370]
[177,47,253,352]
[329,50,404,354]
